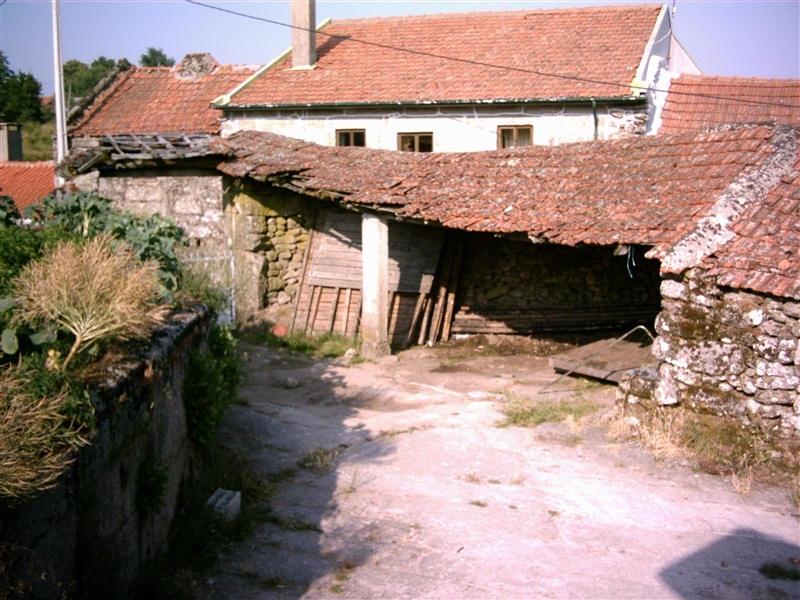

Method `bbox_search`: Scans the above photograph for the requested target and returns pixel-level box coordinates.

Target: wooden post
[360,214,391,359]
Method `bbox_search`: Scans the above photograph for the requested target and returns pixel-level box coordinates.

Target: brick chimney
[291,0,316,69]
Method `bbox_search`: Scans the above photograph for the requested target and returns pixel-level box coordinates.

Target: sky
[0,0,798,96]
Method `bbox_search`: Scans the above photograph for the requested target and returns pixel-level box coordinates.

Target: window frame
[497,125,533,149]
[336,129,366,147]
[397,132,434,153]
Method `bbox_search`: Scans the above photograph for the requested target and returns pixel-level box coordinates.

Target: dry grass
[12,236,164,368]
[0,368,89,500]
[611,406,800,501]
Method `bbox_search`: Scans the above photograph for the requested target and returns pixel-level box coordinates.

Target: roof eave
[218,95,646,112]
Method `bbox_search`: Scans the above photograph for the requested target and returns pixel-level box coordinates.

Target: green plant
[11,236,164,369]
[0,195,20,227]
[498,394,602,428]
[0,360,91,501]
[20,120,56,161]
[175,259,230,317]
[27,192,187,295]
[183,324,243,445]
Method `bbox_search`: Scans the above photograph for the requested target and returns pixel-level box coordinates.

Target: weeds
[238,329,359,360]
[498,394,602,428]
[183,324,243,445]
[612,407,800,499]
[139,446,278,598]
[299,446,341,475]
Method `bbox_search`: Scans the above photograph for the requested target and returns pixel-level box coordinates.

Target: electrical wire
[183,0,800,111]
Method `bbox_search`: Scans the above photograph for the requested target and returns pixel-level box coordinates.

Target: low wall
[649,268,800,434]
[0,308,210,598]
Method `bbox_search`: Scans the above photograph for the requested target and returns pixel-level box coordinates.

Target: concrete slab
[196,340,799,599]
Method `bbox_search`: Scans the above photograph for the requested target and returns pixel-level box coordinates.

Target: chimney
[0,123,23,161]
[291,0,316,69]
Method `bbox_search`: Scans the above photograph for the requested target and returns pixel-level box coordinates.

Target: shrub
[183,325,243,445]
[26,192,186,294]
[0,360,91,500]
[11,235,164,368]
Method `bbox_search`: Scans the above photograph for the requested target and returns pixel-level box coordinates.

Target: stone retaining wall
[652,268,800,434]
[0,309,210,598]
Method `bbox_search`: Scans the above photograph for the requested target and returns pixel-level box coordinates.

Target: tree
[0,51,45,123]
[140,47,175,68]
[63,56,116,107]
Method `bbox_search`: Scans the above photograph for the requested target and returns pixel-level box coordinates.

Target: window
[498,126,533,149]
[337,130,366,147]
[398,133,433,152]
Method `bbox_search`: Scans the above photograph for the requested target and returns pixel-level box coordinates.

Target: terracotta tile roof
[0,161,56,211]
[707,151,800,300]
[659,75,800,134]
[212,127,800,298]
[227,4,663,107]
[71,61,259,136]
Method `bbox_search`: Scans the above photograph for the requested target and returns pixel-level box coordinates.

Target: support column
[361,213,391,359]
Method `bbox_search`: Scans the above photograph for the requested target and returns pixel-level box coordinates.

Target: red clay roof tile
[708,150,800,299]
[71,62,259,136]
[215,125,787,258]
[660,75,800,135]
[0,161,56,211]
[227,4,662,107]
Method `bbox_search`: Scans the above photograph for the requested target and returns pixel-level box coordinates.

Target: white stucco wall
[220,103,647,151]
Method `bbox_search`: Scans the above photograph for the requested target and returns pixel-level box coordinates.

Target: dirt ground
[197,336,800,599]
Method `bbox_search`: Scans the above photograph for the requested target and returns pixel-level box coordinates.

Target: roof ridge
[327,3,662,25]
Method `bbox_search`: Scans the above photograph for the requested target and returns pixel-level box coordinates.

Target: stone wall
[456,235,661,325]
[652,268,800,435]
[77,169,228,254]
[227,182,315,323]
[0,309,210,598]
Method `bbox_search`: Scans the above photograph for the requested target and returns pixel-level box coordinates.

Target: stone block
[206,488,241,522]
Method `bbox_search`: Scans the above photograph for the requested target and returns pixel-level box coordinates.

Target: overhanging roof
[212,124,800,298]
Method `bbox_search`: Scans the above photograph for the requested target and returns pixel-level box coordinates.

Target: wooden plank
[343,288,353,335]
[306,286,322,334]
[327,287,341,333]
[441,233,465,343]
[549,335,654,383]
[290,211,318,333]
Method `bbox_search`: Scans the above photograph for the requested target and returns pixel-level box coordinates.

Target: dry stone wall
[457,235,661,321]
[653,268,800,435]
[228,183,315,322]
[0,309,210,598]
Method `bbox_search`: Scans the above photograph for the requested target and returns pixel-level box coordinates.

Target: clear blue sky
[1,0,798,96]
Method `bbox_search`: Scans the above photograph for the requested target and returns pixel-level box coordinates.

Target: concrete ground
[198,338,800,599]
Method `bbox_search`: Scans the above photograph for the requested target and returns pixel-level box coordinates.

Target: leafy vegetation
[183,325,243,446]
[0,191,231,502]
[63,56,116,107]
[140,47,175,67]
[0,51,47,123]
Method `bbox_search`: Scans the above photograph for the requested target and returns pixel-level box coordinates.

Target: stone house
[214,2,699,150]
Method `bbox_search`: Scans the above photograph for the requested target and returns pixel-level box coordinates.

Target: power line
[184,0,800,111]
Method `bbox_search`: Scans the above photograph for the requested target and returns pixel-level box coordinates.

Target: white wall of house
[220,103,648,150]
